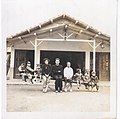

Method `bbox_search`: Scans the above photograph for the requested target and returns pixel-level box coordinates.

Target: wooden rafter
[7,14,110,42]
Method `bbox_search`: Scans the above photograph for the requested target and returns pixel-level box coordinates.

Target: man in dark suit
[52,58,63,93]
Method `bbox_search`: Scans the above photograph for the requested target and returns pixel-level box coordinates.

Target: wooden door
[99,53,110,81]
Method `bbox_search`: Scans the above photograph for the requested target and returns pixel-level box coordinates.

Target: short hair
[55,58,60,61]
[27,61,31,64]
[21,63,25,65]
[67,61,71,64]
[76,68,81,72]
[36,64,40,67]
[92,71,96,74]
[43,58,50,62]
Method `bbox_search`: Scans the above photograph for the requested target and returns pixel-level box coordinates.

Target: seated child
[35,64,42,78]
[26,61,36,83]
[74,68,83,89]
[18,63,26,81]
[83,71,90,89]
[90,71,99,91]
[32,64,42,83]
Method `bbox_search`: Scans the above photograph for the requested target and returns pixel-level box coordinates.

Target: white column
[34,38,37,70]
[36,40,43,65]
[36,49,40,64]
[93,39,96,72]
[10,47,15,68]
[39,50,41,64]
[9,47,15,79]
[85,51,90,70]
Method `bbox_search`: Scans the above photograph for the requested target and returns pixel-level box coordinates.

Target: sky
[2,0,117,39]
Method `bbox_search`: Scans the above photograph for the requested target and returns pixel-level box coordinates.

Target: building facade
[7,15,110,81]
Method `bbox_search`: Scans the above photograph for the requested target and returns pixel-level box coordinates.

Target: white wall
[14,40,110,52]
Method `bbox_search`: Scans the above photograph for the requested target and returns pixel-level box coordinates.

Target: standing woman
[42,58,52,93]
[52,58,63,93]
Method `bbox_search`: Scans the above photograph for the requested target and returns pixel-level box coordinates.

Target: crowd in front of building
[18,58,99,93]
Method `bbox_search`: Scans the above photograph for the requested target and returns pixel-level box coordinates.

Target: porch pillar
[39,50,41,64]
[9,47,15,80]
[37,50,40,64]
[36,40,43,65]
[93,39,96,72]
[34,38,37,70]
[85,51,90,70]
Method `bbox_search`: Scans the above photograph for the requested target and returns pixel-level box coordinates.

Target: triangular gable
[7,14,110,46]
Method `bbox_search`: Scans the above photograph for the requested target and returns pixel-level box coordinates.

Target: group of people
[73,69,99,91]
[18,58,99,93]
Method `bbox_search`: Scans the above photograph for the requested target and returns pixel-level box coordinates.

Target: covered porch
[6,14,110,80]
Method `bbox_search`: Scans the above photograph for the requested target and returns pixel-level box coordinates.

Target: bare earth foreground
[7,84,110,112]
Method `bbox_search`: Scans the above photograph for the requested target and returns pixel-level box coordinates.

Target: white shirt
[64,67,74,79]
[18,66,25,72]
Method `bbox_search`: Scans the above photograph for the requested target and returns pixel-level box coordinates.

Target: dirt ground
[7,84,110,112]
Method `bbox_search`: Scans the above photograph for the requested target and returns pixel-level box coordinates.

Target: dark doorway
[14,50,34,79]
[40,50,85,73]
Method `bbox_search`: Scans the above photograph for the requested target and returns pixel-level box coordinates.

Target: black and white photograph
[1,0,118,118]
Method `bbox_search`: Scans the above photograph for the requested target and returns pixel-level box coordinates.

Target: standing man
[64,62,74,92]
[52,58,63,93]
[42,58,52,93]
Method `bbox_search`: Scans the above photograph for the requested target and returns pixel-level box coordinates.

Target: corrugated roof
[7,14,110,42]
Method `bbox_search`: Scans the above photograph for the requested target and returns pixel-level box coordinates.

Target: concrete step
[7,79,110,87]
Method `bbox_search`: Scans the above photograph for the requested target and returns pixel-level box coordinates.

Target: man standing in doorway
[64,62,74,92]
[52,58,63,93]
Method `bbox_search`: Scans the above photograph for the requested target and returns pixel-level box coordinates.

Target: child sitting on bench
[74,68,83,89]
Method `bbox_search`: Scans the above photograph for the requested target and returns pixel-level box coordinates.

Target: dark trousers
[54,75,63,91]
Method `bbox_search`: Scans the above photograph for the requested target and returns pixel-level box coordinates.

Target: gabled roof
[7,14,110,45]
